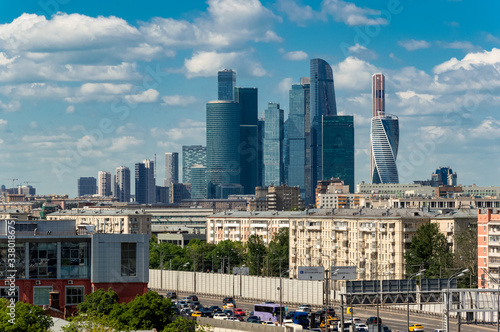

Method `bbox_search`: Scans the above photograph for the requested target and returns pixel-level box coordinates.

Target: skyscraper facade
[257,119,265,187]
[322,115,355,193]
[308,59,337,204]
[370,73,399,184]
[135,159,155,204]
[235,87,259,195]
[263,103,284,187]
[77,177,96,196]
[287,83,307,198]
[164,152,179,187]
[116,166,131,202]
[206,100,241,198]
[190,165,207,199]
[218,69,236,101]
[182,145,207,184]
[98,171,112,197]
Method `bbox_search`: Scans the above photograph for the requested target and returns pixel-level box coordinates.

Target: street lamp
[446,268,469,332]
[407,269,425,332]
[377,268,393,331]
[279,264,290,326]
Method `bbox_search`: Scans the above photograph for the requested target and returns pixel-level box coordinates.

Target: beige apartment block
[47,209,151,235]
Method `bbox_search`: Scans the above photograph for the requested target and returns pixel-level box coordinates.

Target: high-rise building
[309,59,337,204]
[98,171,112,197]
[322,115,355,193]
[235,87,259,195]
[206,100,241,198]
[190,165,207,199]
[182,145,206,183]
[432,167,458,187]
[263,103,284,187]
[288,82,308,198]
[135,159,155,204]
[370,73,399,184]
[218,69,236,101]
[116,166,131,202]
[164,152,179,187]
[77,177,97,196]
[257,119,265,187]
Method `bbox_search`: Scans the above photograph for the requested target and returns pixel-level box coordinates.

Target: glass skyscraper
[135,159,155,204]
[206,100,241,198]
[263,103,284,187]
[308,59,337,203]
[322,115,355,193]
[182,145,206,184]
[190,165,207,199]
[116,166,130,202]
[218,69,236,101]
[77,177,96,196]
[164,152,178,187]
[370,74,399,184]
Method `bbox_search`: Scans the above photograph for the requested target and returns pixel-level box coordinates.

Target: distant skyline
[0,0,499,196]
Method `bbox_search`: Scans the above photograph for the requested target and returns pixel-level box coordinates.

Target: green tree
[453,225,478,288]
[0,298,53,332]
[62,314,116,332]
[405,223,453,278]
[76,288,119,316]
[246,235,267,276]
[266,228,289,277]
[162,316,196,332]
[213,240,244,273]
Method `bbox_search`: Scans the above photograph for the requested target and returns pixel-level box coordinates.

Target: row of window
[0,286,84,306]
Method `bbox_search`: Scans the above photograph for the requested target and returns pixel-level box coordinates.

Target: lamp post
[446,269,469,332]
[279,265,290,326]
[407,269,425,332]
[377,267,393,331]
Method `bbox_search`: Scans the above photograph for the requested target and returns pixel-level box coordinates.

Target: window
[121,243,137,276]
[66,286,84,305]
[29,243,57,279]
[0,287,19,302]
[34,286,52,306]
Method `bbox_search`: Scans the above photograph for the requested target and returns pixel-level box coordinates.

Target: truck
[293,311,309,329]
[320,315,339,330]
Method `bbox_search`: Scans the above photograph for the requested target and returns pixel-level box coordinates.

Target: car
[223,297,235,304]
[433,330,445,332]
[381,326,392,332]
[349,317,362,324]
[199,308,213,318]
[176,300,189,309]
[165,292,177,299]
[234,314,245,322]
[189,301,201,310]
[317,307,336,317]
[191,311,202,317]
[264,301,275,304]
[247,315,261,324]
[311,329,322,332]
[180,308,192,316]
[170,305,180,315]
[366,317,382,325]
[261,321,275,325]
[188,294,199,302]
[355,323,368,331]
[297,304,312,313]
[408,324,424,331]
[209,305,222,313]
[223,302,234,309]
[214,312,228,320]
[223,309,234,317]
[181,297,192,303]
[234,308,246,316]
[226,317,240,322]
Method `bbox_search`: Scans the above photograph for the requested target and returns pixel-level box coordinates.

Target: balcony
[445,227,454,233]
[404,227,417,232]
[225,223,240,227]
[389,259,394,264]
[489,251,500,257]
[305,244,310,249]
[359,226,373,232]
[380,227,387,233]
[334,226,348,231]
[389,248,394,253]
[306,223,321,230]
[251,223,267,228]
[404,238,412,243]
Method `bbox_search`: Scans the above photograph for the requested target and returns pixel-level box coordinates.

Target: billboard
[298,266,325,280]
[330,266,356,280]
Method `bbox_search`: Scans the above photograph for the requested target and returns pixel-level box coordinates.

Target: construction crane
[23,181,40,187]
[5,178,18,189]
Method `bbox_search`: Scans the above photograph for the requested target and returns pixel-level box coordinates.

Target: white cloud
[278,78,294,94]
[438,40,479,51]
[283,51,308,61]
[0,83,71,99]
[347,44,377,60]
[322,0,388,26]
[65,83,133,103]
[108,136,143,152]
[331,56,377,90]
[161,95,197,106]
[0,119,7,130]
[398,39,431,51]
[277,0,323,26]
[124,89,159,103]
[29,121,37,128]
[469,118,500,139]
[66,105,75,114]
[433,48,500,74]
[0,52,18,65]
[0,100,20,112]
[184,51,267,78]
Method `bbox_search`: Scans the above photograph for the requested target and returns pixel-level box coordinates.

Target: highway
[162,290,500,332]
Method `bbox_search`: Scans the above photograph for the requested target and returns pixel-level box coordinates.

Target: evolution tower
[370,74,399,184]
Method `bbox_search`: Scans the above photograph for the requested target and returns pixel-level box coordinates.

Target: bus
[253,303,286,323]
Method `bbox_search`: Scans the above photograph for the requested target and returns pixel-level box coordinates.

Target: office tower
[164,152,179,187]
[309,59,336,204]
[98,171,112,197]
[283,119,289,186]
[116,166,131,202]
[155,186,169,204]
[190,165,207,199]
[235,87,259,195]
[135,159,155,204]
[218,69,236,101]
[257,119,265,187]
[182,145,207,183]
[77,177,97,196]
[263,103,284,187]
[206,100,241,198]
[288,83,308,198]
[370,73,399,184]
[322,115,355,193]
[170,183,191,203]
[432,166,457,187]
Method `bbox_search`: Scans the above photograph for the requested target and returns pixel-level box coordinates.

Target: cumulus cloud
[398,39,431,51]
[283,51,308,61]
[65,83,132,103]
[66,105,75,114]
[347,44,377,60]
[184,51,267,78]
[124,89,159,103]
[161,95,197,106]
[322,0,388,26]
[277,0,323,26]
[278,77,294,94]
[331,56,377,90]
[0,100,20,112]
[433,48,500,74]
[108,136,144,152]
[438,40,479,51]
[469,118,500,139]
[0,119,7,130]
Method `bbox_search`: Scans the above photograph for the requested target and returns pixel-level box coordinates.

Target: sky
[0,0,499,197]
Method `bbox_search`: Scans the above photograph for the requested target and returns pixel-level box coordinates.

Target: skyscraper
[263,103,284,187]
[98,171,112,197]
[322,115,355,193]
[235,87,259,194]
[190,165,207,199]
[182,145,207,183]
[257,118,265,187]
[116,166,131,202]
[77,177,96,196]
[308,59,337,203]
[135,159,155,204]
[218,69,236,101]
[370,73,399,184]
[206,100,241,198]
[164,152,179,187]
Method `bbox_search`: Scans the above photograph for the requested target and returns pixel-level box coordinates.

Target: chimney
[49,292,60,310]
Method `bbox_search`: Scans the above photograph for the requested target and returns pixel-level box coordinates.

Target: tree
[213,240,244,273]
[453,225,478,288]
[267,228,289,277]
[405,222,453,278]
[76,288,119,316]
[0,298,54,332]
[246,235,267,276]
[161,316,196,332]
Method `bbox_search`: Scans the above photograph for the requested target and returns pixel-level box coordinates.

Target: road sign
[233,267,250,275]
[330,266,356,280]
[298,266,325,280]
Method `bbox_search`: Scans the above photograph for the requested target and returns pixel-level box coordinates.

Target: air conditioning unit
[35,280,41,285]
[68,280,74,285]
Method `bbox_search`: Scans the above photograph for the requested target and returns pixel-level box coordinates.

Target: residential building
[77,177,97,197]
[357,182,435,197]
[462,185,500,197]
[97,171,112,197]
[251,185,304,211]
[0,219,148,311]
[182,145,206,184]
[315,178,350,207]
[135,159,155,204]
[164,152,179,187]
[322,115,354,192]
[370,74,399,184]
[218,69,236,101]
[317,193,364,209]
[478,209,500,288]
[264,102,284,187]
[115,166,130,203]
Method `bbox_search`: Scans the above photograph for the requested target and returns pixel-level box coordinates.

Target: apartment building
[478,209,500,288]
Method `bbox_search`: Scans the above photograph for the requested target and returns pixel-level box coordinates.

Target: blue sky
[0,0,499,196]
